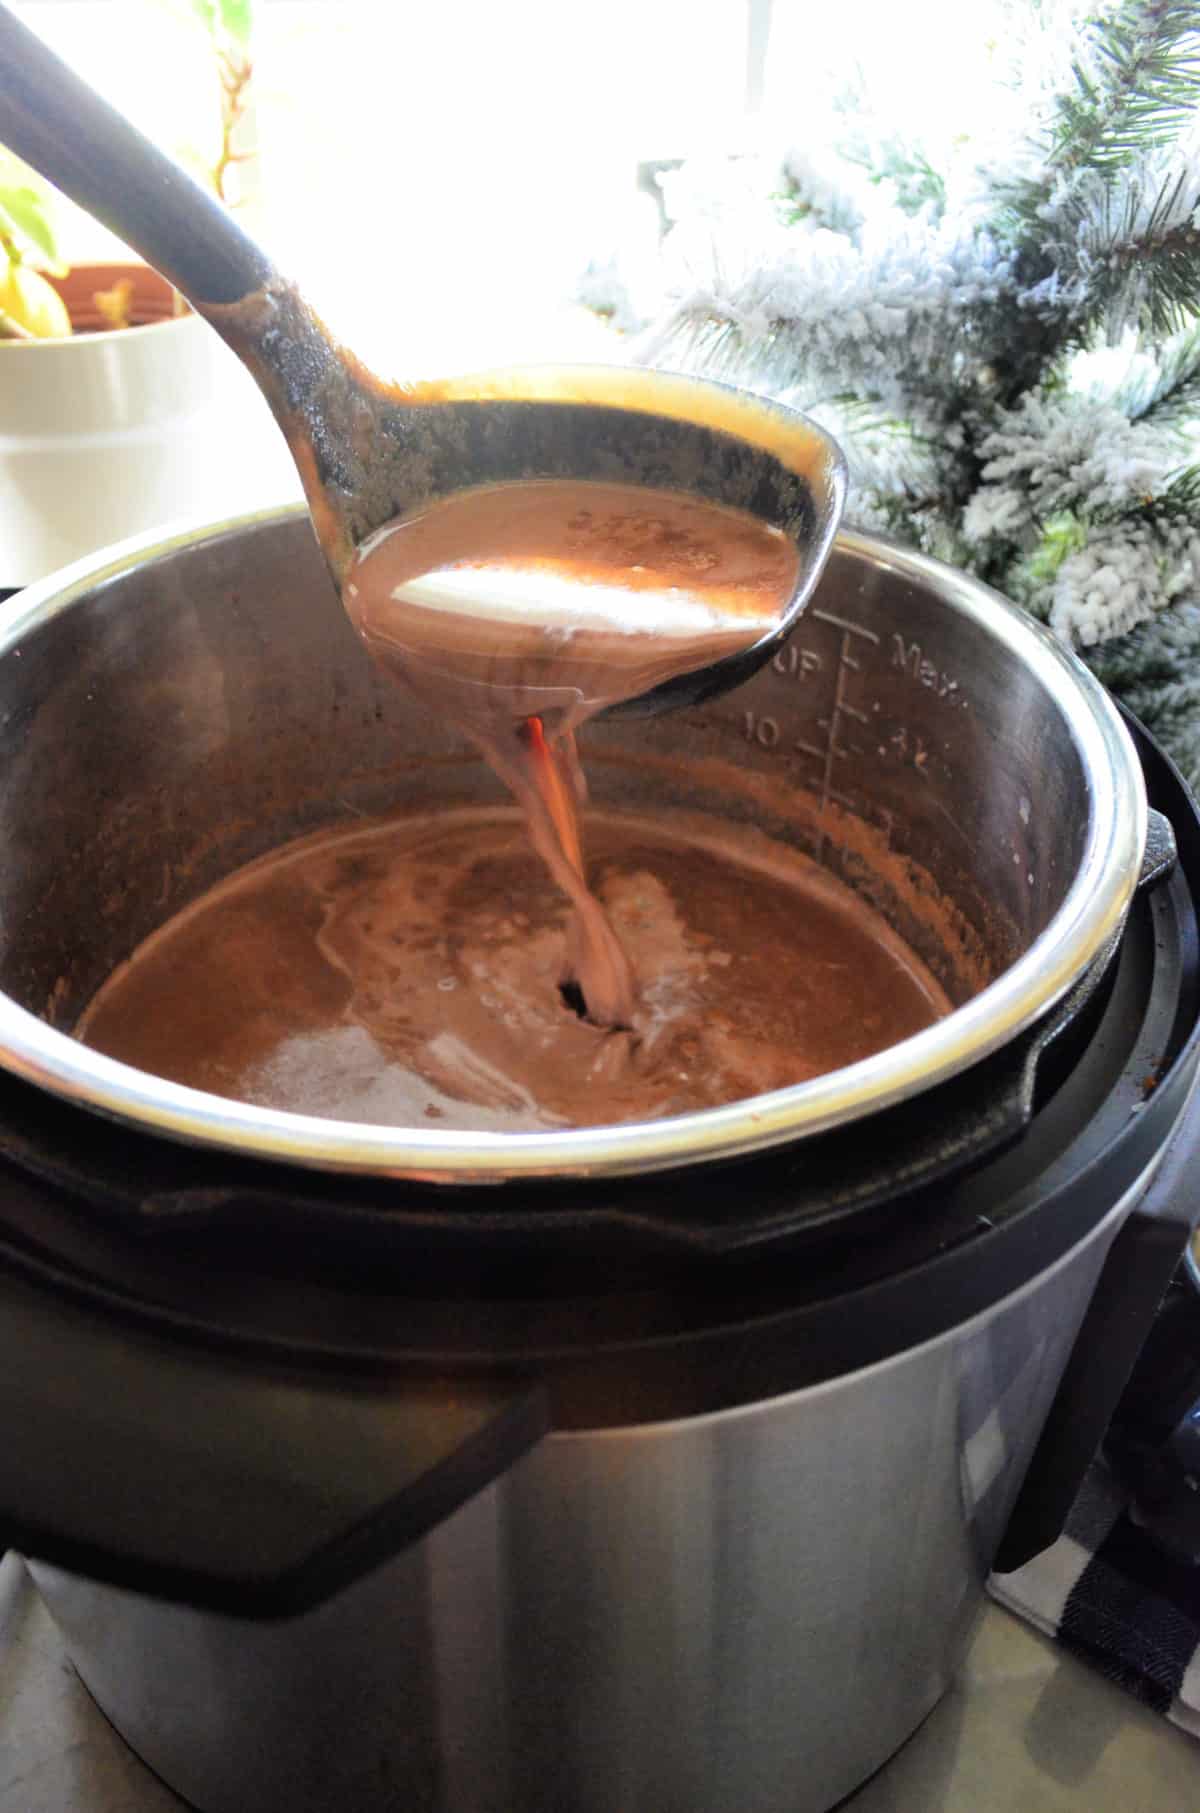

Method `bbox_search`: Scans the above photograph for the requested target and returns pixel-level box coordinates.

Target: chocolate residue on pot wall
[578,748,1004,1006]
[78,806,950,1134]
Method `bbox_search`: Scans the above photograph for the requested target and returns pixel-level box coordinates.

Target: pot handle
[993,1068,1200,1574]
[1139,808,1177,892]
[0,1261,547,1618]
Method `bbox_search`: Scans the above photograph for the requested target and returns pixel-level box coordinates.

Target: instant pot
[0,509,1197,1813]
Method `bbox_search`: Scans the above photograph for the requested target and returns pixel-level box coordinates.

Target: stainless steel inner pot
[0,506,1144,1180]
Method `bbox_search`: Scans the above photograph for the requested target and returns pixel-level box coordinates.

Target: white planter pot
[0,263,300,587]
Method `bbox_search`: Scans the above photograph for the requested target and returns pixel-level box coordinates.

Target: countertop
[0,1553,1194,1811]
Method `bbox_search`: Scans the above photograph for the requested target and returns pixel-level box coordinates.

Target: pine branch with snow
[1042,147,1200,340]
[1011,0,1200,199]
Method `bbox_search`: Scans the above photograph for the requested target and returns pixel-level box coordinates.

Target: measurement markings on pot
[742,608,973,867]
[890,633,967,707]
[744,605,886,860]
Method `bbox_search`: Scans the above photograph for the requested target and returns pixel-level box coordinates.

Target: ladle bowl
[0,4,846,718]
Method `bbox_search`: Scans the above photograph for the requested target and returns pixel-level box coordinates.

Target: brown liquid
[78,809,948,1132]
[342,480,800,1027]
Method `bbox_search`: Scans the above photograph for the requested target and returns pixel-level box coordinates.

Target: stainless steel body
[0,508,1143,1179]
[29,1177,1144,1813]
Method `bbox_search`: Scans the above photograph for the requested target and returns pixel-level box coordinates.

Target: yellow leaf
[0,263,71,339]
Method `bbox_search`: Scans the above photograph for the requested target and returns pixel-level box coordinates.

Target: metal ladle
[0,4,846,719]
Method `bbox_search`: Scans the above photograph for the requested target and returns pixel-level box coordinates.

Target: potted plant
[0,0,295,587]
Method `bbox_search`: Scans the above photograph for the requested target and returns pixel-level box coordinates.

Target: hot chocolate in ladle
[0,2,845,722]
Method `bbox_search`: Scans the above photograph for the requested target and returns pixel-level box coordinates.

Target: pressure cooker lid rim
[0,509,1147,1183]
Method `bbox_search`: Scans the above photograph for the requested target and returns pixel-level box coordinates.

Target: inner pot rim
[0,505,1146,1184]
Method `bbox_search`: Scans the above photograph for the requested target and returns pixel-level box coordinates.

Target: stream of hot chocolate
[484,715,636,1027]
[342,479,801,1027]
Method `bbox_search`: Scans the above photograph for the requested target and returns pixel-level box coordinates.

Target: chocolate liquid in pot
[78,809,950,1133]
[341,480,801,1027]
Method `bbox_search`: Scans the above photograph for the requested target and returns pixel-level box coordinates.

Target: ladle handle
[0,3,274,304]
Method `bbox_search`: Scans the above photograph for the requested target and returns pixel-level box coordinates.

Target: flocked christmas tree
[584,0,1200,784]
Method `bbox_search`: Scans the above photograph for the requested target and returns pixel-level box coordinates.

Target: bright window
[12,0,1020,368]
